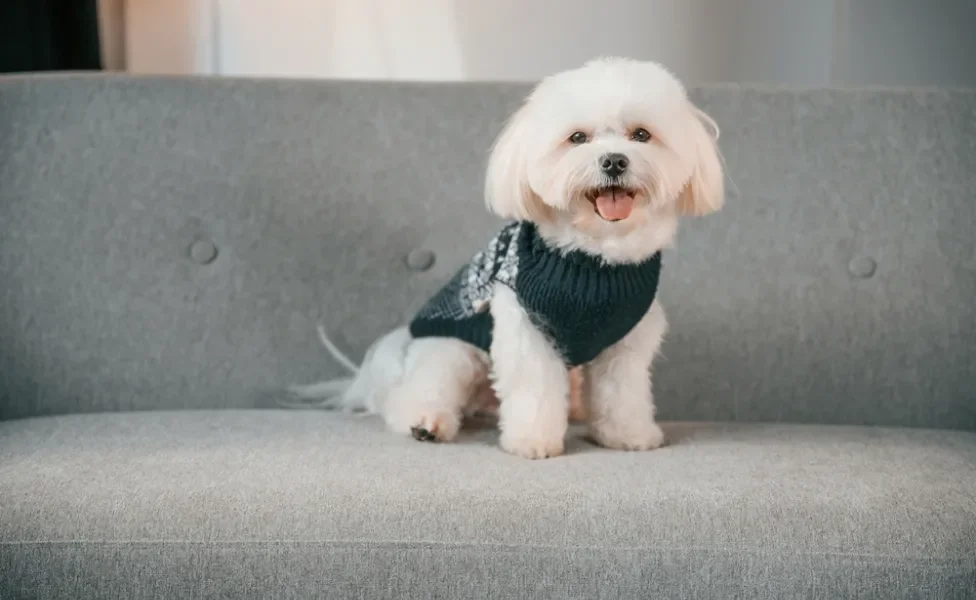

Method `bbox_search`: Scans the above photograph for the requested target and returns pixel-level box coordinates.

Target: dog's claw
[411,426,437,442]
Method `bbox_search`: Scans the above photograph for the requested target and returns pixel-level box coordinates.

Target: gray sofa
[0,73,974,599]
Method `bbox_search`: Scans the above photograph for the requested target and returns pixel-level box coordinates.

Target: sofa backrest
[1,75,973,430]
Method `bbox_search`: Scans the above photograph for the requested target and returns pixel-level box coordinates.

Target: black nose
[600,153,629,177]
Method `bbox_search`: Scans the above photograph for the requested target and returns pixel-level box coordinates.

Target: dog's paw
[500,433,565,459]
[406,411,461,443]
[589,421,664,451]
[384,402,462,443]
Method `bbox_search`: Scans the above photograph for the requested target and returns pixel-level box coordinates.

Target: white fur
[290,57,724,458]
[286,326,411,414]
[585,301,668,450]
[381,337,488,440]
[490,283,570,458]
[485,56,724,265]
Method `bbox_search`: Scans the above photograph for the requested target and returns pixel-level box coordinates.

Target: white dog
[291,57,724,459]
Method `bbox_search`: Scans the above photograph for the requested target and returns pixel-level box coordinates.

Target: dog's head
[485,57,724,262]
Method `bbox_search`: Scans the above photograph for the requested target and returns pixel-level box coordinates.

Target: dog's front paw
[589,420,664,451]
[500,433,565,459]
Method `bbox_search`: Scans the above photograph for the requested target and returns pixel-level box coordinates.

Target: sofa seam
[1,540,974,562]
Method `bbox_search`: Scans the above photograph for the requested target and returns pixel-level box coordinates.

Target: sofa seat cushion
[1,410,974,599]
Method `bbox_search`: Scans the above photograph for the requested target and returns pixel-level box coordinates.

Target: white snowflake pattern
[414,223,523,322]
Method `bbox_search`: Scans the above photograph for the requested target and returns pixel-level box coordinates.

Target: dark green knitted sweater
[409,221,662,366]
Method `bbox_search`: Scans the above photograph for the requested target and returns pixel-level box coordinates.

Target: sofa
[0,73,973,599]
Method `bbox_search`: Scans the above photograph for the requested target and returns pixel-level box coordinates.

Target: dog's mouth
[585,186,637,221]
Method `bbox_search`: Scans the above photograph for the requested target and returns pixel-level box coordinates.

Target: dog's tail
[282,325,412,414]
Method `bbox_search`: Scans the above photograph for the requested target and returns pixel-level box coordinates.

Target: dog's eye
[568,131,588,144]
[631,128,652,142]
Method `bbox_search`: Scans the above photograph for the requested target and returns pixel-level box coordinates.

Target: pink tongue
[594,190,634,221]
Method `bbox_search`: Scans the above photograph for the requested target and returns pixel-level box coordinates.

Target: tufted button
[406,249,435,271]
[189,239,218,265]
[848,257,876,279]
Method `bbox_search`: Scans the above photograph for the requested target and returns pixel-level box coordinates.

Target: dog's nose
[600,153,629,177]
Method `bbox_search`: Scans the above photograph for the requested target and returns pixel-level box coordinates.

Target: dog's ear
[484,102,551,222]
[676,105,725,217]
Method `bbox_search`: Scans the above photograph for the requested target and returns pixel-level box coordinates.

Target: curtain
[0,0,102,73]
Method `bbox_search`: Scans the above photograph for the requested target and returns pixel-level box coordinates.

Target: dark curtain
[0,1,102,73]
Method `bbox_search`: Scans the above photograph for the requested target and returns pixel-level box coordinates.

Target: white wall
[841,0,976,86]
[97,0,126,70]
[115,0,976,87]
[124,0,217,74]
[218,0,467,80]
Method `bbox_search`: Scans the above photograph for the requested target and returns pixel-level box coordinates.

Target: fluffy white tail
[282,325,412,414]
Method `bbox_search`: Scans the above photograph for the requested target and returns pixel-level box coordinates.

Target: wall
[116,0,976,87]
[124,0,217,74]
[97,0,126,70]
[841,0,976,86]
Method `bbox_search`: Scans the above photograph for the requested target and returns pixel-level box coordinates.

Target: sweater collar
[520,221,662,271]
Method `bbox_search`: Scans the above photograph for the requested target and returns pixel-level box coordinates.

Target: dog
[290,57,724,459]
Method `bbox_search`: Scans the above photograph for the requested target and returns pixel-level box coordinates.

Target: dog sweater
[409,221,662,366]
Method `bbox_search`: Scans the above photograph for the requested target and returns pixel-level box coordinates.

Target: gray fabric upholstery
[1,75,974,429]
[1,411,974,599]
[1,74,975,598]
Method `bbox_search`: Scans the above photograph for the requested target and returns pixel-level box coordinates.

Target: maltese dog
[290,57,725,459]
